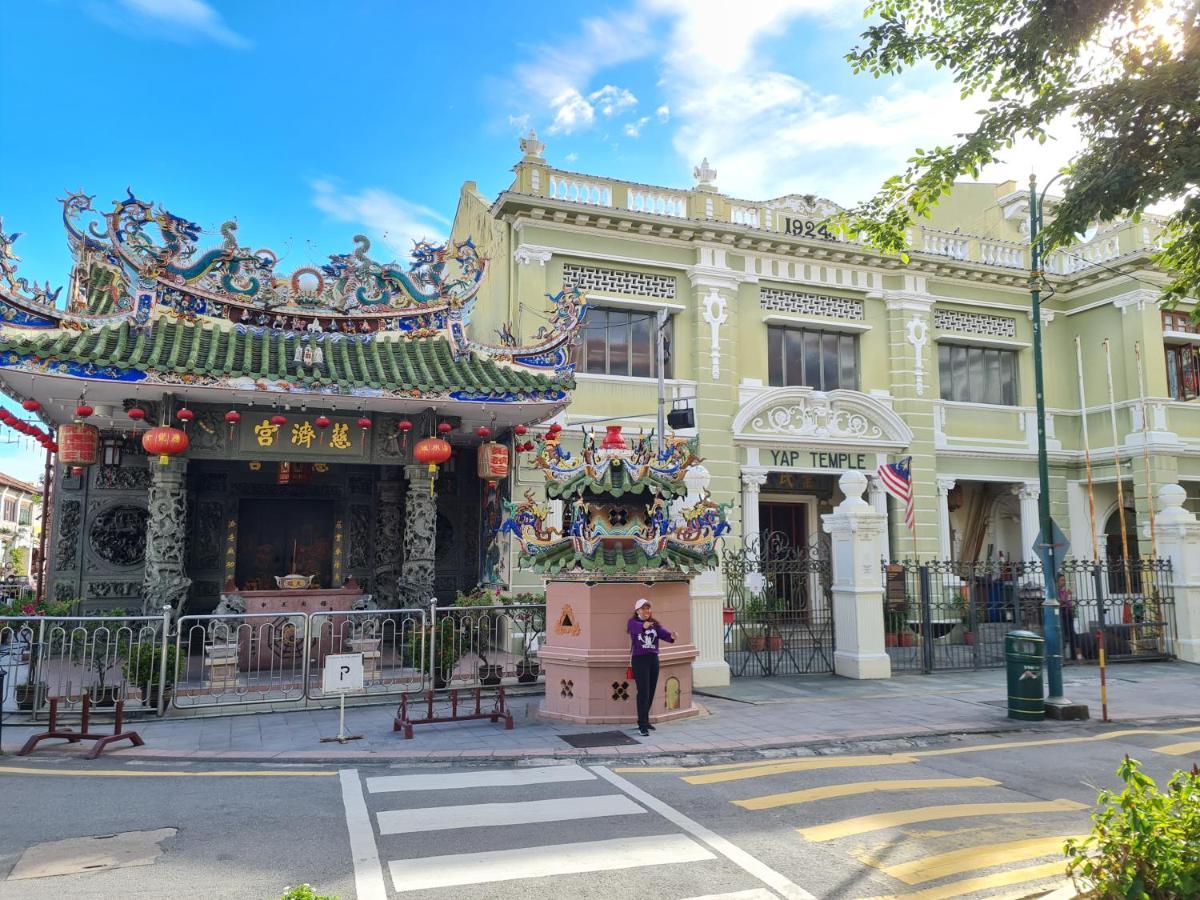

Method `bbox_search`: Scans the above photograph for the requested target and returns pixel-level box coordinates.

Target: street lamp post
[1028,174,1087,718]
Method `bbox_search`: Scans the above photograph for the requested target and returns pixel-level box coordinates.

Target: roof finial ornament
[519,130,545,161]
[693,157,717,190]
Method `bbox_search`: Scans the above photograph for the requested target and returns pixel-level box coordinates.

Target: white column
[685,464,730,687]
[868,475,890,584]
[822,470,891,679]
[740,468,768,549]
[1016,482,1040,564]
[1152,484,1200,664]
[936,477,956,561]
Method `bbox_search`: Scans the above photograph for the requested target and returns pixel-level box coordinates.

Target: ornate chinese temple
[0,191,584,613]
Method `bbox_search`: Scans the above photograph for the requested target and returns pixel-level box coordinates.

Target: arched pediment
[732,387,912,449]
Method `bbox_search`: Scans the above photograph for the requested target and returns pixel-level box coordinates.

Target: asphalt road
[1,722,1198,900]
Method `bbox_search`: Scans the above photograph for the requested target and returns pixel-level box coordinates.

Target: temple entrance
[235,499,335,590]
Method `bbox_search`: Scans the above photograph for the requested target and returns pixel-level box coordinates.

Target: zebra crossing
[341,763,809,900]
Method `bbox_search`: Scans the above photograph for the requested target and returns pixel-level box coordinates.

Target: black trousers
[632,654,659,730]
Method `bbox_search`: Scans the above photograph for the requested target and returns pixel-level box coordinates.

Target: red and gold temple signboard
[236,413,369,461]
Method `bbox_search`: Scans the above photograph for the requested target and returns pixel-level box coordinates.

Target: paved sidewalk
[2,661,1197,763]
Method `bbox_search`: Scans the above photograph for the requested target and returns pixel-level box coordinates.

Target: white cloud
[565,152,579,163]
[590,85,638,117]
[656,104,670,122]
[100,0,250,47]
[624,116,651,138]
[311,180,450,257]
[508,113,531,132]
[549,89,596,134]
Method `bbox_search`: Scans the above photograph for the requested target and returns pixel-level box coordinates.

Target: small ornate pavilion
[0,191,584,613]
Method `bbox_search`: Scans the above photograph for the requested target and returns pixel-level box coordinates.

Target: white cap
[634,598,651,611]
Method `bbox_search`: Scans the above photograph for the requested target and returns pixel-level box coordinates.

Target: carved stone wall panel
[400,465,436,603]
[191,500,225,570]
[55,500,81,571]
[94,463,152,490]
[88,504,149,567]
[348,504,371,569]
[373,481,403,608]
[86,580,143,600]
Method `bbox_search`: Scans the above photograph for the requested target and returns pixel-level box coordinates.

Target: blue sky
[0,0,1081,482]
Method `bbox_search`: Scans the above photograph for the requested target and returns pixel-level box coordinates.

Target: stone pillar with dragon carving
[400,465,437,603]
[142,456,191,615]
[373,475,404,607]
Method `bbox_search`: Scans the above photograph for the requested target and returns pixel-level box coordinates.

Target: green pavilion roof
[521,542,716,577]
[0,318,572,399]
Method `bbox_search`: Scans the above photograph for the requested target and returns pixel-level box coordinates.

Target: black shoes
[639,727,649,736]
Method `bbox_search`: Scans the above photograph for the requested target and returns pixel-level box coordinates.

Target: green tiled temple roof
[544,464,690,501]
[0,318,572,397]
[523,542,715,576]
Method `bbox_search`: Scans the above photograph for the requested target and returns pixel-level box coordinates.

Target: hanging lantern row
[0,409,57,454]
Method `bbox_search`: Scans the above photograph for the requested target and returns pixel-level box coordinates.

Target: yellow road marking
[684,755,919,785]
[623,725,1200,780]
[797,799,1086,843]
[0,766,336,778]
[734,777,999,810]
[1153,740,1200,757]
[860,860,1066,900]
[881,834,1084,885]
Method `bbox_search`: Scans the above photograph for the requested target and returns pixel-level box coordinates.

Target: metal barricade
[306,608,427,700]
[2,612,170,717]
[427,602,547,691]
[172,612,311,709]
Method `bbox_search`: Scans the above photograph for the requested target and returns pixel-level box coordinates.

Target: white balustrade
[978,240,1025,269]
[626,188,687,217]
[922,230,970,260]
[548,175,613,208]
[730,205,761,228]
[1045,235,1121,275]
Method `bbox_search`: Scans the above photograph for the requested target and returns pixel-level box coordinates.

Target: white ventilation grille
[562,263,677,299]
[934,308,1017,338]
[760,288,864,320]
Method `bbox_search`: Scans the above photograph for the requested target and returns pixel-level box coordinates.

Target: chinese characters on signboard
[239,415,368,460]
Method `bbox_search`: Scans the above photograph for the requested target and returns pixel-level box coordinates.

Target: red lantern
[224,410,242,425]
[476,425,492,439]
[315,415,331,429]
[398,419,413,433]
[21,399,40,412]
[514,424,528,436]
[176,407,195,423]
[127,407,146,422]
[58,422,100,468]
[414,436,453,494]
[71,466,84,478]
[477,442,509,482]
[74,404,94,419]
[437,421,453,436]
[357,417,372,430]
[601,424,627,449]
[270,414,287,427]
[142,425,190,465]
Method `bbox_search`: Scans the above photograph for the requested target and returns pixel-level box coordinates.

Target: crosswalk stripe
[684,755,918,785]
[881,834,1084,884]
[860,860,1066,900]
[677,891,779,900]
[366,764,595,793]
[377,794,644,834]
[734,776,999,810]
[387,834,715,891]
[798,799,1087,843]
[1153,740,1200,757]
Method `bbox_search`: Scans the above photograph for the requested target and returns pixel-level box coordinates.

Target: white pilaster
[741,468,768,547]
[936,477,956,561]
[868,475,890,581]
[822,471,891,680]
[1151,484,1200,664]
[1016,482,1040,564]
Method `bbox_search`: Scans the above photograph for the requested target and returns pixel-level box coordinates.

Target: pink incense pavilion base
[538,579,700,725]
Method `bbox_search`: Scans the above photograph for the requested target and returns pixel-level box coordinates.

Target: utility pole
[1029,175,1086,719]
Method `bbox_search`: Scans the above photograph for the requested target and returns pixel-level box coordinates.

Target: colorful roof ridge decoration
[0,192,586,407]
[500,426,732,579]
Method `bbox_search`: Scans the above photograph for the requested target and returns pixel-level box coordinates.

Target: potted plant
[405,619,465,689]
[505,592,545,683]
[2,596,73,709]
[121,640,179,711]
[69,607,129,706]
[455,587,504,685]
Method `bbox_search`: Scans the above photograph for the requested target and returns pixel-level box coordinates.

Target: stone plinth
[233,579,364,670]
[538,580,699,725]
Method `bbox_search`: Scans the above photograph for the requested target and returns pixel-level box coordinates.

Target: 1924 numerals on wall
[782,217,836,240]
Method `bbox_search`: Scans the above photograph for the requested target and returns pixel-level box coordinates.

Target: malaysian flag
[878,456,915,531]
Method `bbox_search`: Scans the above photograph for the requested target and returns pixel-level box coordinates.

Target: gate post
[1151,484,1200,663]
[822,471,891,679]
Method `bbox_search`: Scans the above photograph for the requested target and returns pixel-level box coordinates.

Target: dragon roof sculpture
[500,425,731,579]
[0,192,587,404]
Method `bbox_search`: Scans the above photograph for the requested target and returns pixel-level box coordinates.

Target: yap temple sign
[768,449,868,471]
[236,413,369,461]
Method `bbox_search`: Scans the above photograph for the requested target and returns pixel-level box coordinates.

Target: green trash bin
[1005,630,1045,721]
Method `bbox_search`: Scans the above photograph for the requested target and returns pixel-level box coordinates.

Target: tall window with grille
[938,344,1018,405]
[1163,310,1200,401]
[577,307,673,378]
[2,497,16,522]
[767,326,859,390]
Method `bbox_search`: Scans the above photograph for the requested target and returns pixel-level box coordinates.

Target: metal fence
[883,558,1176,673]
[1,611,172,716]
[0,599,548,718]
[722,532,834,676]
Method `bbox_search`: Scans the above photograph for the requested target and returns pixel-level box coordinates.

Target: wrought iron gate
[722,532,833,676]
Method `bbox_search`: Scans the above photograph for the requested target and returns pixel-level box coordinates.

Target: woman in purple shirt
[628,598,675,736]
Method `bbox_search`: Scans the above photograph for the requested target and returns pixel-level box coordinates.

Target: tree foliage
[844,0,1200,304]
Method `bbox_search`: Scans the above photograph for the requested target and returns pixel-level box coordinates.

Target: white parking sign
[322,653,364,694]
